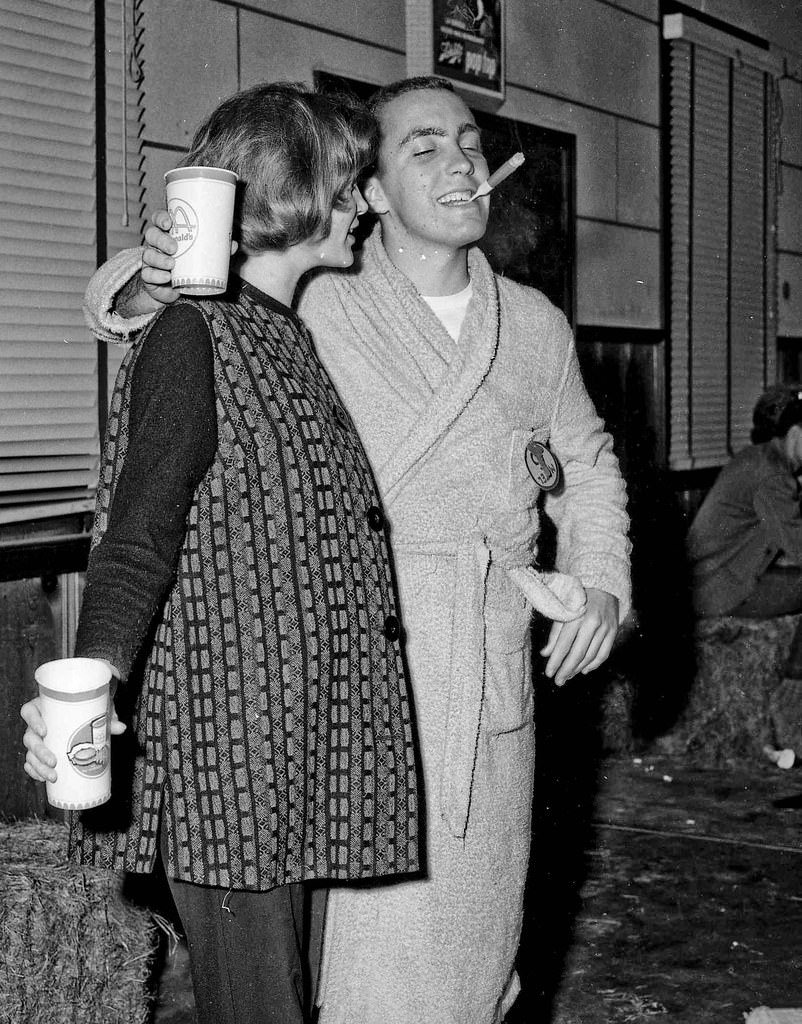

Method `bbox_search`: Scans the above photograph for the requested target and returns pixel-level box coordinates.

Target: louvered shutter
[730,63,772,453]
[665,14,780,470]
[0,0,144,526]
[0,0,99,522]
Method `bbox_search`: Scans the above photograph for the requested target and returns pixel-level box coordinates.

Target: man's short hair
[752,384,802,442]
[182,81,378,253]
[367,76,455,119]
[774,394,802,439]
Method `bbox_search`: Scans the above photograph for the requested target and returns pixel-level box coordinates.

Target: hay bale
[0,818,157,1024]
[654,614,800,767]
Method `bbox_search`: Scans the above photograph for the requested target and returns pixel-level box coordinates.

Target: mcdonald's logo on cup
[165,166,238,296]
[34,658,114,810]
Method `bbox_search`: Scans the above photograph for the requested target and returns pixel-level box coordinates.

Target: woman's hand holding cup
[21,697,57,783]
[21,684,127,785]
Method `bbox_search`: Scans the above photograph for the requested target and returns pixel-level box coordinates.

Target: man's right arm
[83,210,179,342]
[116,268,159,319]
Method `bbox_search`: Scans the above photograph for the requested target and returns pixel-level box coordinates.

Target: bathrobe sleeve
[542,318,632,621]
[83,246,156,343]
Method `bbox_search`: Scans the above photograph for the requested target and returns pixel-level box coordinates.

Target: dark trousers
[733,565,802,679]
[160,830,327,1024]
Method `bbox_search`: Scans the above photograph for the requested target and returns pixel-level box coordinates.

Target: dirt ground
[150,751,802,1024]
[509,752,802,1024]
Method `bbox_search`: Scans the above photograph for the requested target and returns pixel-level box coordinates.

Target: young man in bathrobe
[27,77,631,1024]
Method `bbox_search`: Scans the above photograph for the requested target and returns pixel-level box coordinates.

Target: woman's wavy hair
[181,82,378,253]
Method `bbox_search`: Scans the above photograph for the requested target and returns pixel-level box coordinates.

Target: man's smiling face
[365,87,490,256]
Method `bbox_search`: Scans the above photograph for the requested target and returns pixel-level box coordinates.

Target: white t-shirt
[421,283,473,341]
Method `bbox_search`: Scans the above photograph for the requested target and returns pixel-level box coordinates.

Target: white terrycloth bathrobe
[84,228,631,1024]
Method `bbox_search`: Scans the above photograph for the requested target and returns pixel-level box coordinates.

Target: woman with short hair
[21,81,420,1024]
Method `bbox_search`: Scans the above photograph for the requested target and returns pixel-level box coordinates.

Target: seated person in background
[687,385,802,753]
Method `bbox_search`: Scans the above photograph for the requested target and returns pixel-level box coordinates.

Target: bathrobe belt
[396,532,587,839]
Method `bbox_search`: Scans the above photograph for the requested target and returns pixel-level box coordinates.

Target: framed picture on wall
[316,72,575,323]
[432,0,505,100]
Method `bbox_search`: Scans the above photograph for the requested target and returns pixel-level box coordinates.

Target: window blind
[665,15,780,470]
[0,0,98,521]
[0,0,144,526]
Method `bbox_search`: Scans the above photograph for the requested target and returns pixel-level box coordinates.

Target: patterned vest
[71,282,420,890]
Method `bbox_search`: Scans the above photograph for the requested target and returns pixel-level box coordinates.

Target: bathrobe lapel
[308,227,499,504]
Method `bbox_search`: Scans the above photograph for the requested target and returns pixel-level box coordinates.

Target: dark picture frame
[432,0,505,101]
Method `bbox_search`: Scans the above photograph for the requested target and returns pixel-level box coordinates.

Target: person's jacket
[687,440,802,616]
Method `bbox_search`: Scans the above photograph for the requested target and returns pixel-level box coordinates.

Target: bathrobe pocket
[482,564,535,735]
[484,639,534,735]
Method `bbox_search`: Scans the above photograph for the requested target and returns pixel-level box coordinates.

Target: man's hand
[120,208,240,316]
[21,695,126,784]
[112,209,180,318]
[140,209,181,306]
[540,587,619,687]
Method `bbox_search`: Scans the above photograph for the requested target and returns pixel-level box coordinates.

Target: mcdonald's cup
[34,658,113,810]
[165,166,238,296]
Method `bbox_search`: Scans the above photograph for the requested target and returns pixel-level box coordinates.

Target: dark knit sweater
[72,278,420,891]
[75,302,217,674]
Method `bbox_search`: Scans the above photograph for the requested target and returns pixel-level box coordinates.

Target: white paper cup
[165,166,238,295]
[34,658,113,810]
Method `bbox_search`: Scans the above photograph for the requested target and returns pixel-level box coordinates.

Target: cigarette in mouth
[471,152,525,200]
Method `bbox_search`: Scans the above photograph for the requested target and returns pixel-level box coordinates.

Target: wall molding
[663,12,783,75]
